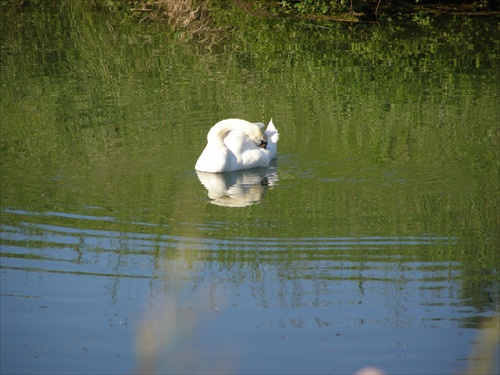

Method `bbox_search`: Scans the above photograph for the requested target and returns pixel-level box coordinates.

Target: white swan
[195,118,279,173]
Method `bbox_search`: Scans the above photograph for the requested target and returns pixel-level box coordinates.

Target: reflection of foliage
[1,2,498,167]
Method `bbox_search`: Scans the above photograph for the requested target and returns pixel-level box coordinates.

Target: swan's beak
[259,140,267,149]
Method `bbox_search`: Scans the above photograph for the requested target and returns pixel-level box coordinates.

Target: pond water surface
[1,3,499,375]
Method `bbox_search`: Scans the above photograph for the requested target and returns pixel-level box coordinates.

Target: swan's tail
[266,119,279,140]
[266,118,276,132]
[266,118,279,159]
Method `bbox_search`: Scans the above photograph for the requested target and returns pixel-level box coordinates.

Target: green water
[1,2,499,374]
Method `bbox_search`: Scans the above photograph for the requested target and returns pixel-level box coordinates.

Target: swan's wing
[239,148,273,169]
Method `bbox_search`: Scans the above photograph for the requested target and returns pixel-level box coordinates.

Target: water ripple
[1,209,461,285]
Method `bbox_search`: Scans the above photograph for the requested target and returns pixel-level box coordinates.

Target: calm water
[1,3,499,374]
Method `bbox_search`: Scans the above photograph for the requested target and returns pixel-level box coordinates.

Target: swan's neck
[207,121,238,145]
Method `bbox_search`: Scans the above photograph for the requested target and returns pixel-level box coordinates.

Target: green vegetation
[246,0,499,20]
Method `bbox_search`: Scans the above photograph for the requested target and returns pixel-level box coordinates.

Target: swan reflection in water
[196,166,278,207]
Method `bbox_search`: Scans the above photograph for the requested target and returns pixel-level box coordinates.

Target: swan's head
[246,123,268,149]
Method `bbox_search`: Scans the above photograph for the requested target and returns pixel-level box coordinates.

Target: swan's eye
[259,140,267,149]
